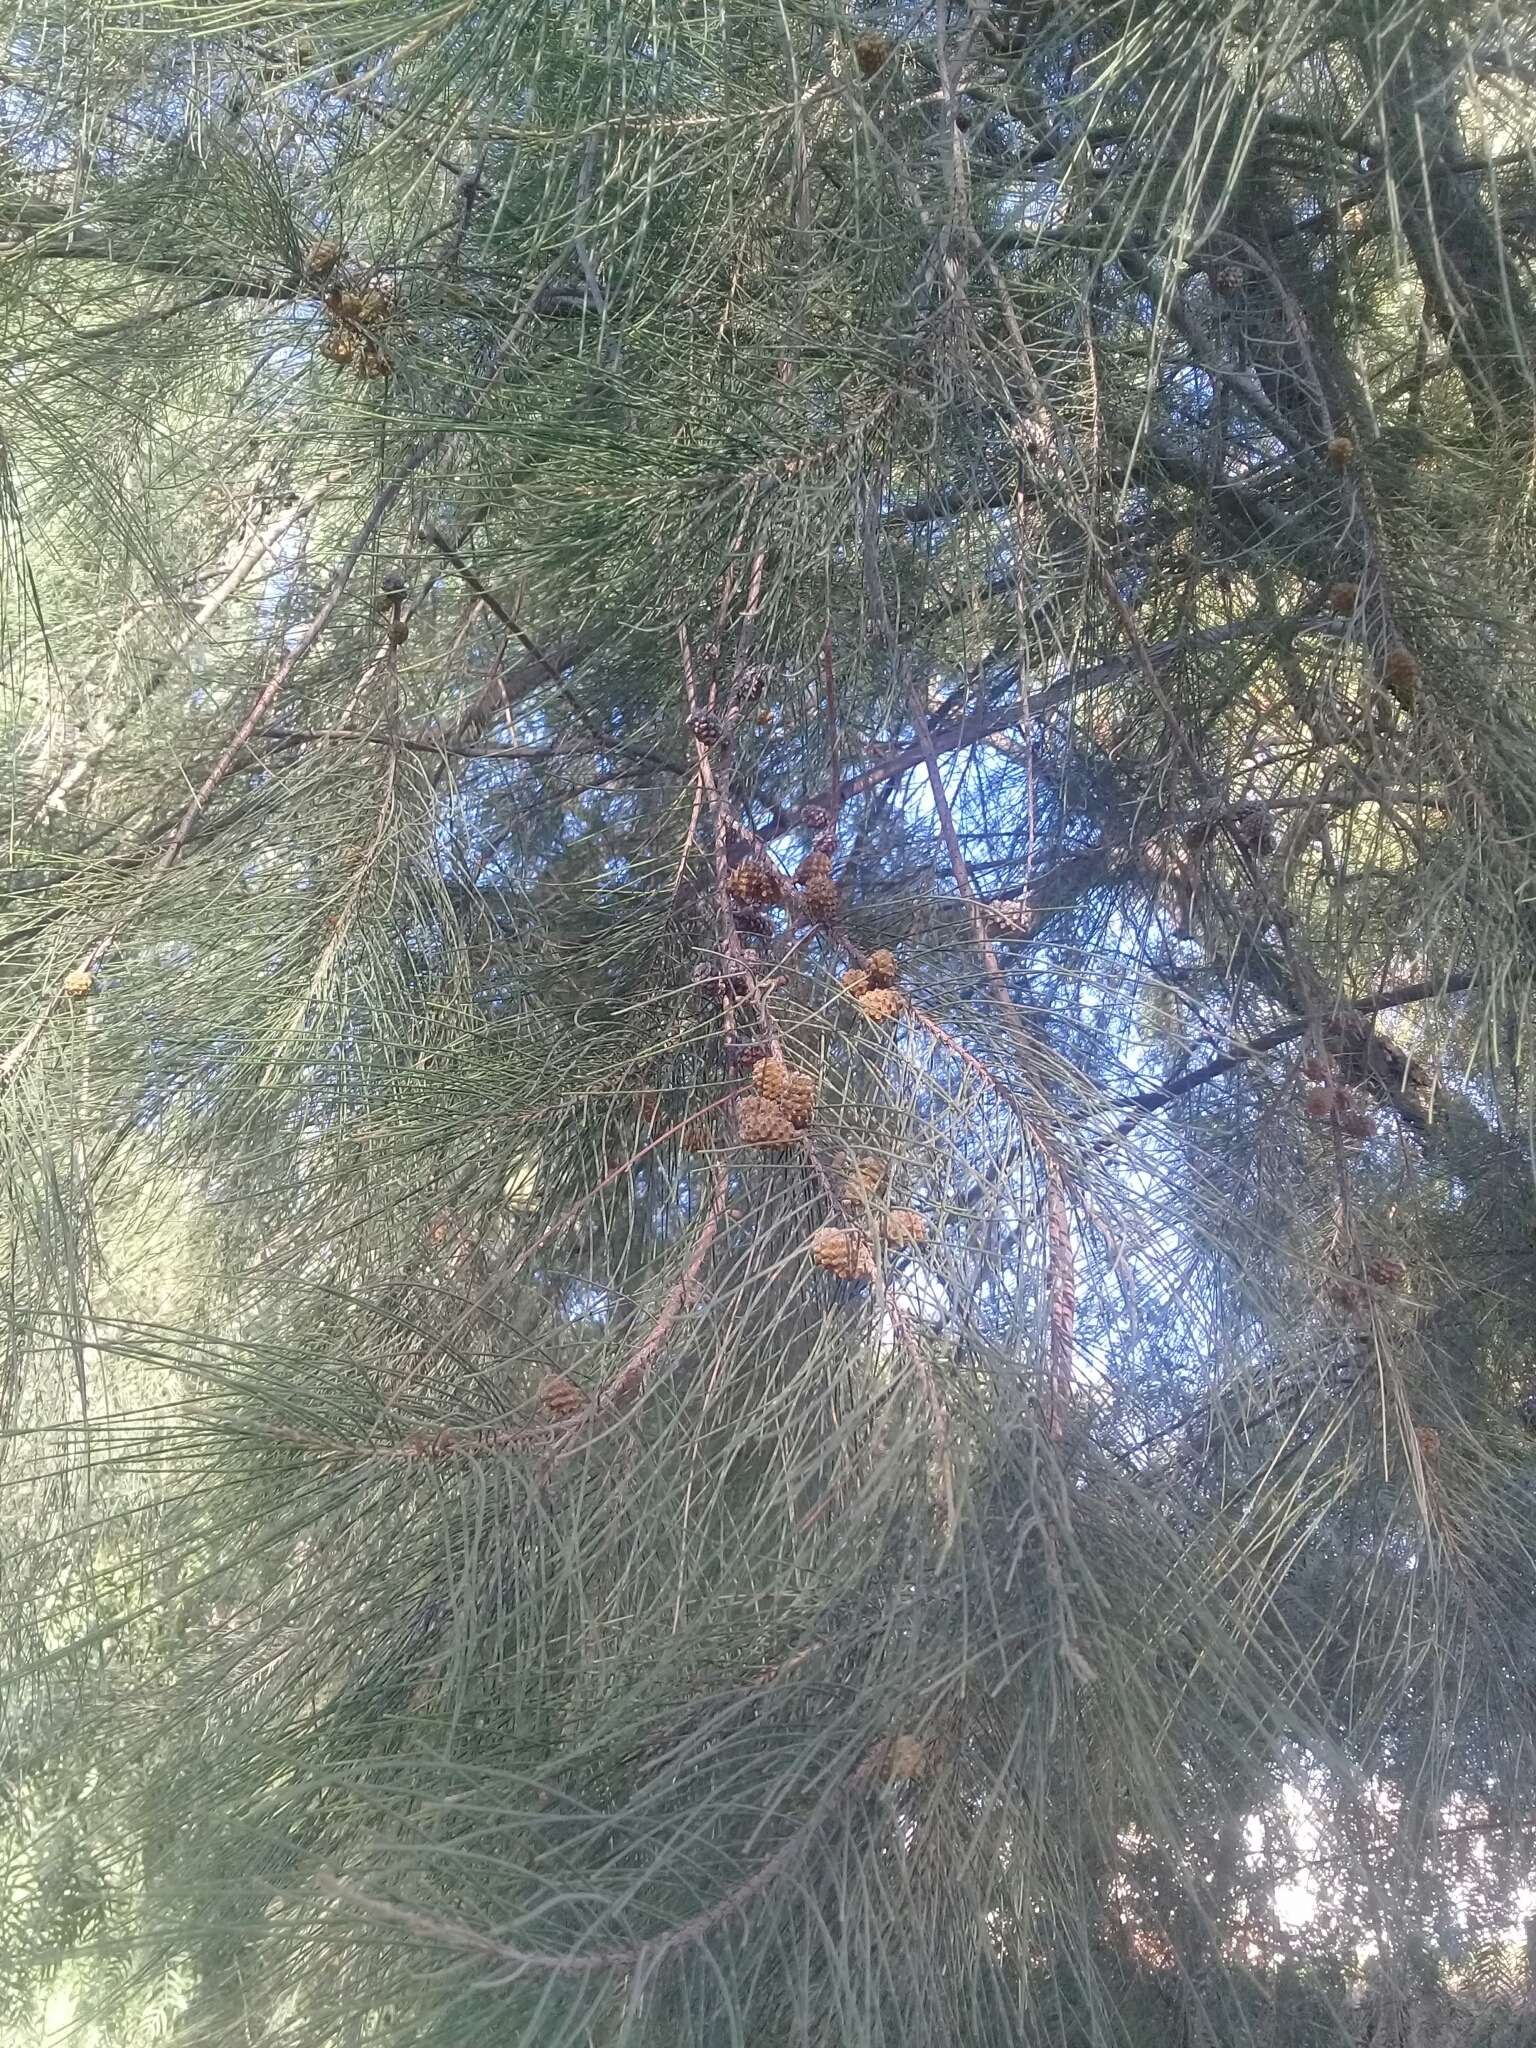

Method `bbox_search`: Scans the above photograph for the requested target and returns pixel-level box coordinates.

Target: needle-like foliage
[4,0,1536,2042]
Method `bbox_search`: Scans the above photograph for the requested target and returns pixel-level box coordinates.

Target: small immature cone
[62,968,95,999]
[539,1372,586,1418]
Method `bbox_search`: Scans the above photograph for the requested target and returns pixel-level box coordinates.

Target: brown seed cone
[1326,433,1354,470]
[840,1155,886,1205]
[853,30,891,75]
[539,1372,586,1418]
[729,858,784,906]
[1326,1277,1368,1313]
[1366,1256,1408,1289]
[738,1096,799,1149]
[356,289,391,327]
[687,708,724,745]
[857,987,905,1024]
[1231,804,1276,854]
[753,1060,816,1125]
[857,1733,926,1785]
[1303,1087,1335,1119]
[320,332,354,364]
[733,903,775,941]
[385,618,409,646]
[812,830,840,859]
[303,238,342,277]
[783,889,815,928]
[802,873,841,924]
[987,897,1040,938]
[1380,646,1420,710]
[865,948,899,988]
[780,1071,817,1128]
[1302,1054,1332,1082]
[1414,1424,1441,1463]
[1338,1108,1377,1140]
[884,1208,928,1248]
[62,968,94,999]
[754,706,775,731]
[840,967,872,998]
[752,1056,792,1102]
[801,804,833,832]
[1325,581,1359,614]
[809,1226,876,1281]
[794,851,833,886]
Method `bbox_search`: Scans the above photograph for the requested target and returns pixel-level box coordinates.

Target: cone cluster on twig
[753,1056,816,1128]
[1300,1058,1376,1140]
[847,947,904,1022]
[316,272,397,380]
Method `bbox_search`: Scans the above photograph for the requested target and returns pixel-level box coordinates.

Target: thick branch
[1113,973,1475,1115]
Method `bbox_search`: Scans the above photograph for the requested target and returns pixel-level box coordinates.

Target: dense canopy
[4,0,1536,2042]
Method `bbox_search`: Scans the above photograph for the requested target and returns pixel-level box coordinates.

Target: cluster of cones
[734,1054,929,1283]
[728,845,842,935]
[1325,1253,1408,1316]
[304,241,397,379]
[1301,1054,1377,1142]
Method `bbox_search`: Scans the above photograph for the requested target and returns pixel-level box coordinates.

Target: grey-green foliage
[3,0,1536,2042]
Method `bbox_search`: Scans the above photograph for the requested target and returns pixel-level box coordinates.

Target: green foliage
[3,0,1536,2042]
